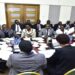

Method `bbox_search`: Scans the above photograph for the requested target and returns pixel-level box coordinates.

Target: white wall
[70,6,75,22]
[0,0,75,25]
[0,0,63,5]
[40,5,49,24]
[59,6,72,23]
[0,3,6,25]
[61,0,75,6]
[1,0,75,6]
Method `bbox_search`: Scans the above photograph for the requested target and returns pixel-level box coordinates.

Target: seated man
[7,40,47,75]
[11,20,22,34]
[39,24,54,38]
[47,34,75,75]
[0,25,5,38]
[53,21,62,31]
[55,24,68,35]
[2,24,15,38]
[64,21,70,30]
[33,20,44,37]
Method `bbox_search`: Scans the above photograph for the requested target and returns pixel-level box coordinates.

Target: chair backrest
[64,68,75,75]
[17,72,40,75]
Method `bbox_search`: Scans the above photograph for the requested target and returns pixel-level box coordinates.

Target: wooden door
[6,4,40,28]
[23,5,40,25]
[6,4,23,28]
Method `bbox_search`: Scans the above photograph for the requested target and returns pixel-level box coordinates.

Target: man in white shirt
[56,25,68,35]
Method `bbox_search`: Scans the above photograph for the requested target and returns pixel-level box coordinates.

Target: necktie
[17,25,19,32]
[37,24,41,31]
[74,27,75,32]
[47,29,48,36]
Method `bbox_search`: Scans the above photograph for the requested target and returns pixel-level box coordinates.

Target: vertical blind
[48,5,60,25]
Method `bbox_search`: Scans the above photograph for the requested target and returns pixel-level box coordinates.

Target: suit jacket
[11,23,23,31]
[53,24,59,31]
[33,24,44,30]
[39,28,54,37]
[0,30,5,38]
[70,23,75,28]
[2,29,9,37]
[47,45,75,75]
[23,23,32,29]
[7,52,47,75]
[33,24,44,37]
[64,24,70,29]
[2,29,15,38]
[8,29,15,37]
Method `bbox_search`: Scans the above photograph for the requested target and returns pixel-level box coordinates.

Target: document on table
[39,49,55,58]
[0,50,12,60]
[14,45,20,52]
[71,42,75,46]
[0,42,12,60]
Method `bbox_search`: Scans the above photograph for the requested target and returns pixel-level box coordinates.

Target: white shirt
[56,29,68,35]
[37,24,41,31]
[15,24,21,32]
[67,27,75,35]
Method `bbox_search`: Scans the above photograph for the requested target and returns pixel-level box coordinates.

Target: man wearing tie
[11,20,22,34]
[33,20,44,37]
[39,24,54,37]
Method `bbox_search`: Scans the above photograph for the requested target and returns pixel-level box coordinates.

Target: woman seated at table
[21,24,36,38]
[7,40,47,75]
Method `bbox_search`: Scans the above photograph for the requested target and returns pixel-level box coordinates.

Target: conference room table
[0,37,55,73]
[0,37,56,61]
[0,37,75,61]
[0,37,75,74]
[0,37,56,74]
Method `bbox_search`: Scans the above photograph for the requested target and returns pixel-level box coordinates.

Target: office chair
[64,68,75,75]
[17,72,40,75]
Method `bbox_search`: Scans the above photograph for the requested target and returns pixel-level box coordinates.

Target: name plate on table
[13,45,20,52]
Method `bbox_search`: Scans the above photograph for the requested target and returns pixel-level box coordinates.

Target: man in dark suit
[11,20,23,32]
[70,21,75,28]
[53,21,62,31]
[33,20,44,37]
[2,24,15,38]
[23,20,32,29]
[44,20,53,28]
[64,21,70,30]
[0,25,5,38]
[47,34,75,75]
